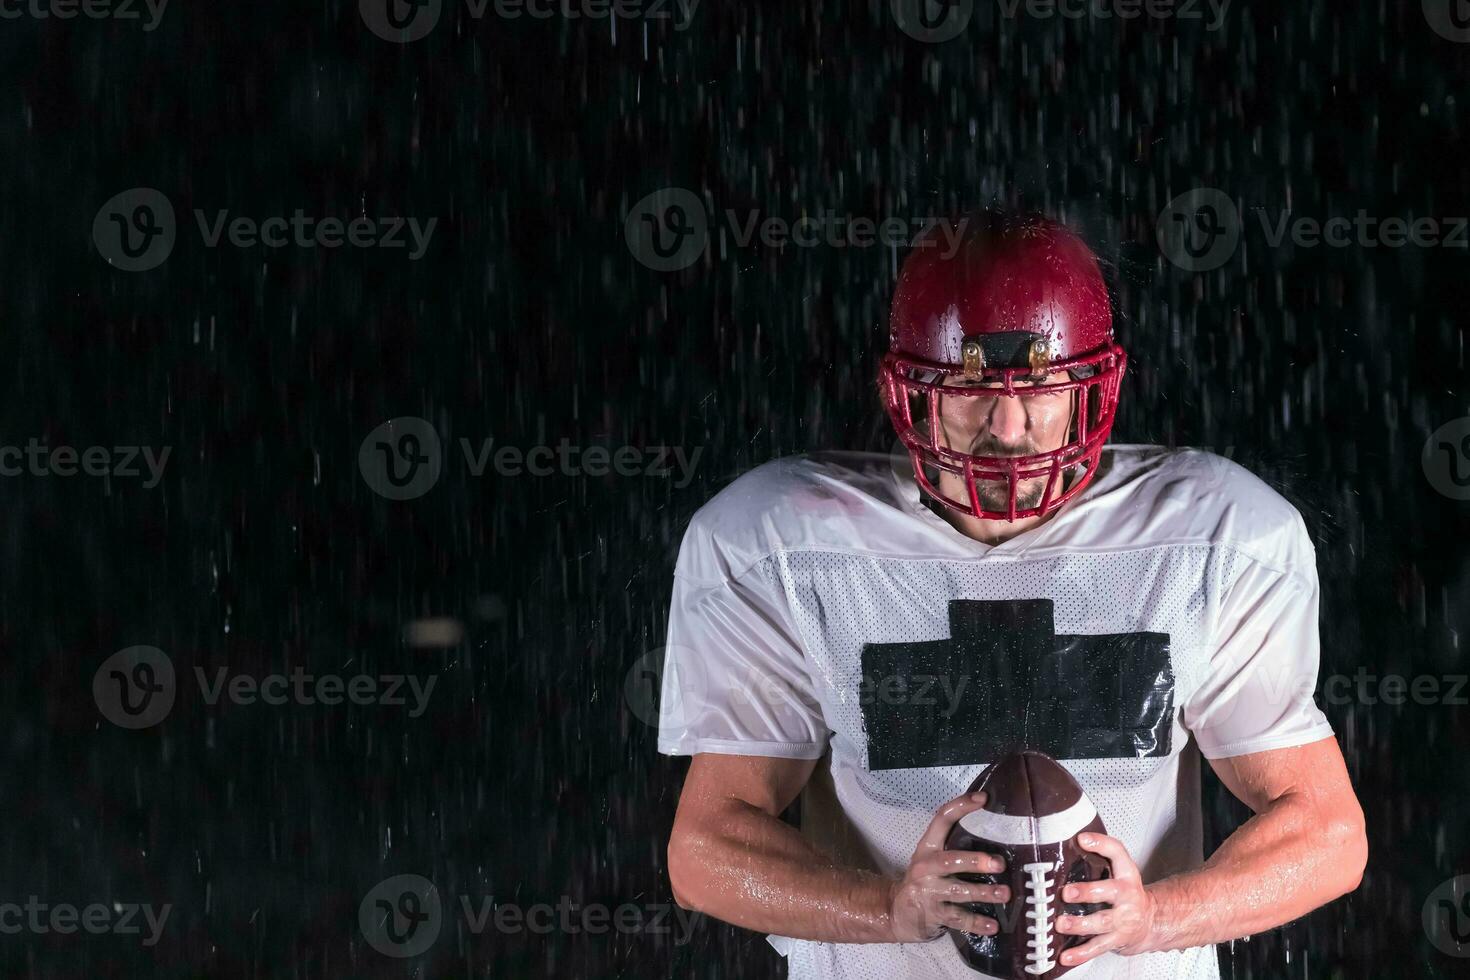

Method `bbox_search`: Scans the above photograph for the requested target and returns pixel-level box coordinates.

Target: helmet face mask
[881,344,1126,522]
[882,213,1127,522]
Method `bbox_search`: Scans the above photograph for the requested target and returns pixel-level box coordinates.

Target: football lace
[1021,862,1057,975]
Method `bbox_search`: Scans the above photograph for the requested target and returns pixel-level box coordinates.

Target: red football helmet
[881,212,1126,521]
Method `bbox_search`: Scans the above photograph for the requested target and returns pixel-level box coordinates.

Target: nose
[986,392,1029,445]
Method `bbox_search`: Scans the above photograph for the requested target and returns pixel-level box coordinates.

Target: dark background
[1,0,1467,976]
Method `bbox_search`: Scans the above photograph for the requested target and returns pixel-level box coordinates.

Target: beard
[964,434,1050,513]
[973,475,1047,513]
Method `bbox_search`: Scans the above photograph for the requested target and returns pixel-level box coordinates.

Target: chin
[974,486,1047,515]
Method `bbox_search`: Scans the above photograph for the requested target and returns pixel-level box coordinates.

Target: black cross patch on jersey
[859,598,1175,771]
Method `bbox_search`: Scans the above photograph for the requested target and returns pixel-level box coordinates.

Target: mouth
[967,440,1040,460]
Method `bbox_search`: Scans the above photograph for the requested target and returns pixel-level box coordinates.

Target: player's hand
[887,791,1010,943]
[1054,832,1158,963]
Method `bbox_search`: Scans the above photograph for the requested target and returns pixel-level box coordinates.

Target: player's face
[933,371,1076,513]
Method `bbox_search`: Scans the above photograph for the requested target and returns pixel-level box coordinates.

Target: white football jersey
[658,446,1335,980]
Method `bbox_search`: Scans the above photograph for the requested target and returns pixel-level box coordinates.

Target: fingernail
[1079,834,1093,846]
[971,791,986,802]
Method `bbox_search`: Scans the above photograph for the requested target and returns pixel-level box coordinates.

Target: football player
[660,211,1366,978]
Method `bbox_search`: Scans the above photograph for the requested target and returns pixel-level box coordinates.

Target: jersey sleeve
[657,555,828,761]
[1183,523,1336,760]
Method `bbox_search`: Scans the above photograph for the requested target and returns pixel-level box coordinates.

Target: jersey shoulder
[674,451,952,585]
[1079,445,1315,571]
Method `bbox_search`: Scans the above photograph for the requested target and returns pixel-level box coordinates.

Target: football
[944,751,1112,978]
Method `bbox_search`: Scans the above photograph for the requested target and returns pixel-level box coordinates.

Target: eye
[939,375,1000,390]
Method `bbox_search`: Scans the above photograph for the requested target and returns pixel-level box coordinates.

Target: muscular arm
[1147,736,1366,948]
[1061,735,1367,963]
[667,753,1004,944]
[667,754,892,942]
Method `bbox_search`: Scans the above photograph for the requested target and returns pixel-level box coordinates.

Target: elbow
[1325,803,1368,897]
[667,826,705,912]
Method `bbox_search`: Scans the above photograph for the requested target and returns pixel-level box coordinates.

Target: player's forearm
[668,799,898,943]
[1139,791,1366,952]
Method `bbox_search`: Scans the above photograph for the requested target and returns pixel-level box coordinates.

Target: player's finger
[912,848,1006,877]
[1062,879,1120,904]
[935,879,1010,904]
[936,902,998,936]
[915,791,989,853]
[1077,832,1140,879]
[1055,908,1114,936]
[1060,933,1121,967]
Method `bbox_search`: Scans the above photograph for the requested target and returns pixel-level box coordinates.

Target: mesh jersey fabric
[658,446,1335,980]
